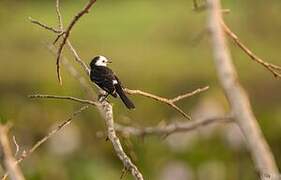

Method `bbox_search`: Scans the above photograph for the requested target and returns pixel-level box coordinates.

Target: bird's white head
[91,55,112,67]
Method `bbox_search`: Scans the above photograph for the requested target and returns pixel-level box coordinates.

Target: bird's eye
[103,60,105,63]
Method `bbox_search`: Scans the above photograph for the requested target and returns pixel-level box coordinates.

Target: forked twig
[125,86,209,120]
[54,0,97,85]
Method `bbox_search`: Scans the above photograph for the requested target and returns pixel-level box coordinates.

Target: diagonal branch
[100,103,144,180]
[28,17,61,33]
[54,0,97,85]
[222,22,281,78]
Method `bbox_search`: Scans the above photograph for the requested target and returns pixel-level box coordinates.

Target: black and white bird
[89,55,135,109]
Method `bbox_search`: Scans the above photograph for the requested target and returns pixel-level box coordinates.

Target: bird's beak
[107,60,113,63]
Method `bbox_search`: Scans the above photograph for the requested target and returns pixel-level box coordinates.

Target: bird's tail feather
[115,84,135,109]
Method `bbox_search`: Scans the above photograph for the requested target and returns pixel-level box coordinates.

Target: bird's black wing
[90,66,117,97]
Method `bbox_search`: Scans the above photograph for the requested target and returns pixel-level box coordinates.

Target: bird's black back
[90,66,118,96]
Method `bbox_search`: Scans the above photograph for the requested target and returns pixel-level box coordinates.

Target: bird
[89,55,135,109]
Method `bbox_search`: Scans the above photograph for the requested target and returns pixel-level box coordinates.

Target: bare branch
[222,22,281,78]
[115,116,233,137]
[0,125,25,180]
[55,0,63,31]
[28,17,61,33]
[207,0,279,177]
[100,103,144,180]
[1,106,88,180]
[192,0,281,79]
[66,41,91,75]
[125,86,209,120]
[28,94,98,106]
[55,0,97,85]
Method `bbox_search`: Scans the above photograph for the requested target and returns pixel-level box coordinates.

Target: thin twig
[1,106,88,180]
[28,94,98,106]
[0,125,25,180]
[12,136,19,157]
[222,22,281,78]
[115,116,233,137]
[28,17,61,33]
[55,0,63,31]
[55,0,97,85]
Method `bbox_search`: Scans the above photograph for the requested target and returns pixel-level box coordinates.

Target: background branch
[115,116,233,137]
[1,106,88,180]
[192,0,281,78]
[207,0,279,178]
[222,22,281,78]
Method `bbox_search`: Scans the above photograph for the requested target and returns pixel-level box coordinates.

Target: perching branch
[115,116,233,137]
[1,106,88,180]
[207,0,279,178]
[0,125,25,180]
[99,103,144,180]
[54,0,97,85]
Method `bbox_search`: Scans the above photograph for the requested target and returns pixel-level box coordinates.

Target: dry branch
[192,0,281,78]
[28,94,98,106]
[207,0,279,178]
[0,125,25,180]
[99,103,144,180]
[28,17,61,33]
[55,0,97,85]
[222,22,281,78]
[1,106,88,180]
[115,116,233,137]
[125,86,209,120]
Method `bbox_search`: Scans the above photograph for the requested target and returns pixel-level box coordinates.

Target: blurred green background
[0,0,280,179]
